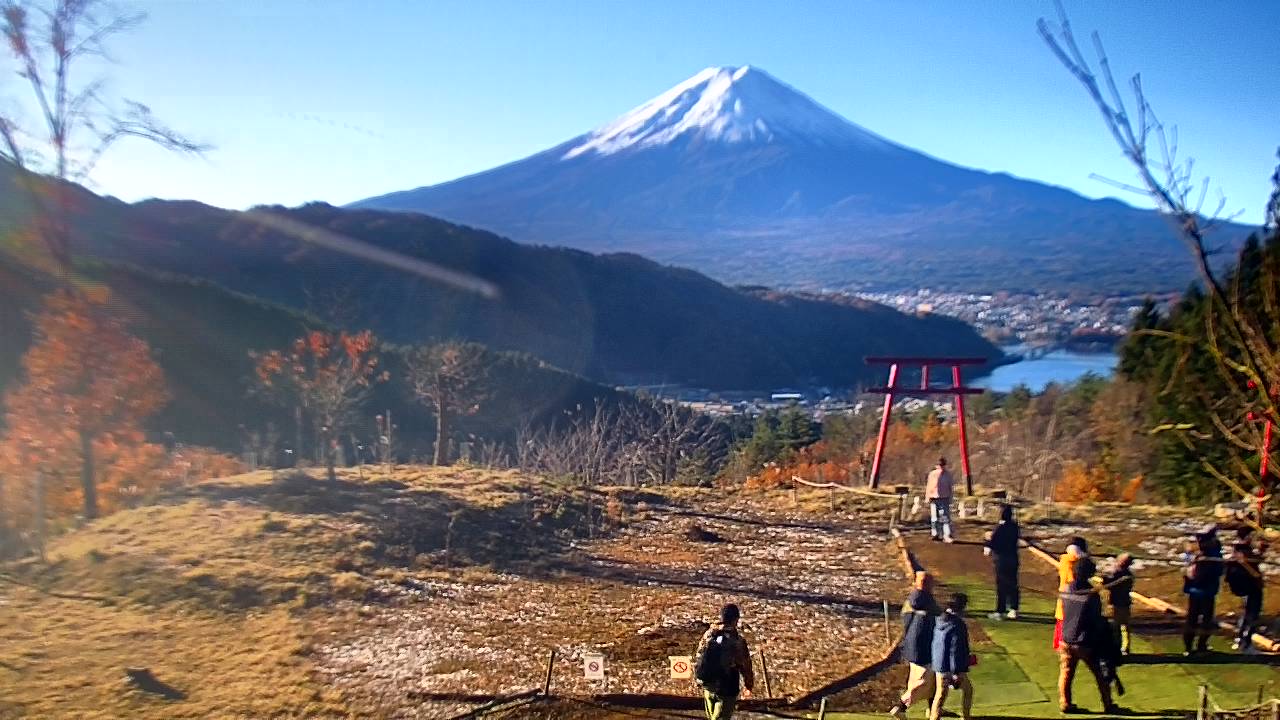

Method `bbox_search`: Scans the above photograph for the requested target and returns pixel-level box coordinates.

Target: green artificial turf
[823,574,1280,720]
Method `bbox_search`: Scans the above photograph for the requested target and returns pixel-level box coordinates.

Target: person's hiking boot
[987,612,1004,621]
[1104,703,1128,715]
[943,536,955,544]
[1006,609,1018,620]
[888,701,907,718]
[1060,704,1086,714]
[930,535,941,542]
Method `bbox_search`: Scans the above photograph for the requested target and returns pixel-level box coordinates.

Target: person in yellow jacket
[1054,538,1088,648]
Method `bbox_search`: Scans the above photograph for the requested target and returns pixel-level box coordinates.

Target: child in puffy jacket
[929,593,973,720]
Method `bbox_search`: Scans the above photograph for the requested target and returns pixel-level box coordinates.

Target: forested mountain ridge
[0,253,644,456]
[0,163,1002,391]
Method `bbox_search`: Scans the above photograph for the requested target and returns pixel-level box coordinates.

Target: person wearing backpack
[694,603,754,720]
[1059,556,1120,715]
[1103,553,1135,655]
[890,572,941,719]
[928,592,974,720]
[1182,527,1224,656]
[1227,526,1265,651]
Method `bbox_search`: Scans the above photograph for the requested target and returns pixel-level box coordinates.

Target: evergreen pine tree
[776,406,817,451]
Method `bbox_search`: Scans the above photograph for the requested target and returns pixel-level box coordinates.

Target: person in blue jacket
[928,592,973,720]
[890,572,941,719]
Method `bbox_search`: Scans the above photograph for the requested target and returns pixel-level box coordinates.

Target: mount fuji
[355,66,1238,293]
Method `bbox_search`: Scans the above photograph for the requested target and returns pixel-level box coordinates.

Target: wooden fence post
[883,599,892,649]
[542,648,556,696]
[760,651,773,699]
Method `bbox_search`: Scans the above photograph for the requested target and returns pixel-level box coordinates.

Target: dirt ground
[1,470,910,719]
[314,487,907,718]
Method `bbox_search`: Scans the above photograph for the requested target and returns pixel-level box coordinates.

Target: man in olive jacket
[890,572,941,719]
[694,603,754,720]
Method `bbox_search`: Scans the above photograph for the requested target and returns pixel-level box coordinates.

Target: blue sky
[36,0,1279,224]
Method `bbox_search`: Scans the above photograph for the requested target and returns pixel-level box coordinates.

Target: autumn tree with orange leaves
[252,331,384,482]
[0,291,168,524]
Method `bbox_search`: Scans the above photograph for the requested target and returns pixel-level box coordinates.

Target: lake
[974,349,1117,393]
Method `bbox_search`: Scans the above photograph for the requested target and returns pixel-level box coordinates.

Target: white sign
[669,655,693,680]
[583,653,606,681]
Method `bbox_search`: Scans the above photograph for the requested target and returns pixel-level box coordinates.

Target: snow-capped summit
[353,66,1236,294]
[563,65,893,159]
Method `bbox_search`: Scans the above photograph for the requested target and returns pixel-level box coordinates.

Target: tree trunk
[324,426,337,483]
[294,406,304,467]
[434,398,450,466]
[80,430,98,520]
[34,470,46,561]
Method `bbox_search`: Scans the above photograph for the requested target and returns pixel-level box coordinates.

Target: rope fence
[1198,685,1280,720]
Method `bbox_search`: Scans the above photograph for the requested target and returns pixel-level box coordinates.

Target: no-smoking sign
[583,653,606,681]
[669,655,693,680]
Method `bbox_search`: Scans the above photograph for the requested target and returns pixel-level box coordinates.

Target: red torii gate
[865,356,988,495]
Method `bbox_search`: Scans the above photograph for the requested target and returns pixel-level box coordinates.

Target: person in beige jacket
[925,458,955,543]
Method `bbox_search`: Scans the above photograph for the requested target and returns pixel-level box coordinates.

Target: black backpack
[695,630,735,695]
[1226,559,1257,597]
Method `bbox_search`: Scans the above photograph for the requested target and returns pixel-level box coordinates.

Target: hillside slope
[0,467,902,719]
[0,255,637,454]
[0,162,1002,390]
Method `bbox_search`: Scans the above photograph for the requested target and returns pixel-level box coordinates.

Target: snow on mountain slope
[352,66,1248,293]
[563,65,897,159]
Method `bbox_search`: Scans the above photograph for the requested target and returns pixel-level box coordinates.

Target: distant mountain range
[0,163,1001,395]
[354,66,1249,294]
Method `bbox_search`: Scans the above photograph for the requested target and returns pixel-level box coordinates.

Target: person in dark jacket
[1058,557,1119,714]
[1104,553,1135,655]
[1228,526,1265,651]
[890,572,941,719]
[928,593,973,720]
[984,504,1021,620]
[1183,527,1225,655]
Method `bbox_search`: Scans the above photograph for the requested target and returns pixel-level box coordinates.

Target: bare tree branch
[1,0,207,273]
[1041,2,1276,505]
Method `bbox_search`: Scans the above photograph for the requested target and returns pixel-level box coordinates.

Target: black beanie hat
[721,603,740,625]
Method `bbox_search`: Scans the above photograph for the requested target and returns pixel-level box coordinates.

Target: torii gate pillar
[865,357,988,495]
